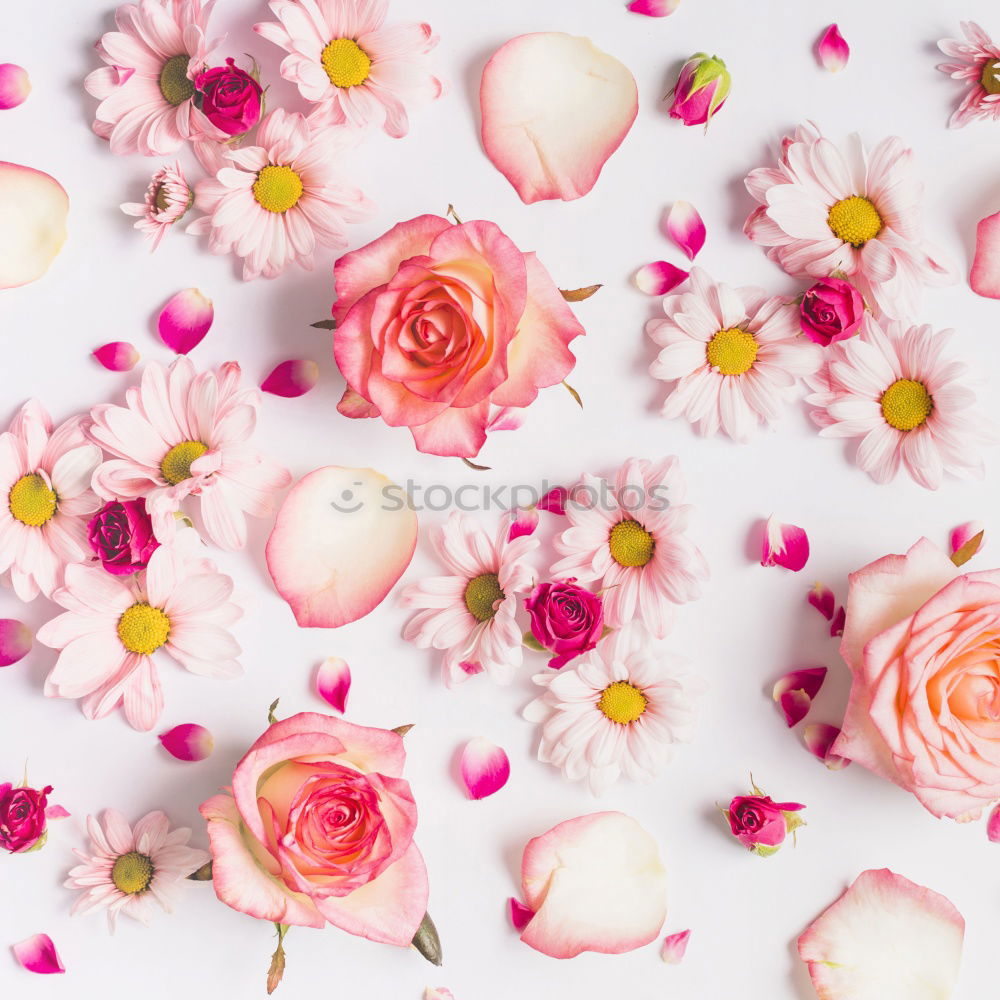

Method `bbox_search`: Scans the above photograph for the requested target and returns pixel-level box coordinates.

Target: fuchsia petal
[829,607,845,637]
[158,723,214,762]
[460,738,510,799]
[316,656,352,714]
[487,406,524,433]
[261,359,319,398]
[508,508,539,541]
[12,934,64,975]
[773,666,827,710]
[0,619,32,667]
[0,64,31,110]
[816,24,850,72]
[971,210,1000,299]
[509,898,535,932]
[950,521,984,562]
[808,582,836,621]
[661,929,691,965]
[664,202,706,260]
[112,65,134,85]
[157,288,214,354]
[45,805,70,820]
[804,723,850,770]
[635,261,689,296]
[987,804,1000,844]
[537,486,569,515]
[93,341,140,372]
[779,690,811,728]
[761,516,810,572]
[627,0,681,15]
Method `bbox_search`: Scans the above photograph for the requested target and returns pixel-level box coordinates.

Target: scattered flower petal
[808,582,836,621]
[93,341,140,372]
[0,619,32,667]
[159,723,214,762]
[761,516,810,571]
[45,805,70,820]
[661,929,691,965]
[773,667,827,729]
[11,934,64,975]
[460,738,511,800]
[664,202,706,260]
[829,607,845,637]
[509,898,534,931]
[316,656,352,714]
[261,360,319,398]
[508,508,538,541]
[157,288,214,354]
[988,804,1000,843]
[0,64,31,110]
[627,0,681,15]
[804,723,850,769]
[537,486,569,515]
[0,162,68,289]
[816,24,850,72]
[424,990,455,1000]
[779,689,812,728]
[950,521,984,566]
[635,261,689,296]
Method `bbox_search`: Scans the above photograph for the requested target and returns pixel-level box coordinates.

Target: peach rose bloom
[835,537,1000,819]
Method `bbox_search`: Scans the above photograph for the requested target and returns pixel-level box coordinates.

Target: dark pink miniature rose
[0,783,51,853]
[526,580,604,669]
[87,499,159,576]
[727,793,805,855]
[194,58,263,137]
[799,277,864,346]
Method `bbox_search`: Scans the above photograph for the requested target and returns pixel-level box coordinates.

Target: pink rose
[726,794,804,854]
[667,54,731,127]
[526,580,604,669]
[194,58,263,137]
[332,215,585,458]
[835,537,1000,819]
[87,499,159,575]
[0,783,51,853]
[800,277,864,346]
[200,713,428,945]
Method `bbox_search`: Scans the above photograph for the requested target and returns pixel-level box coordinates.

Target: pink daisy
[805,315,991,490]
[121,161,193,250]
[38,544,242,731]
[253,0,442,138]
[66,809,208,931]
[744,122,957,319]
[402,512,538,686]
[87,358,291,550]
[0,401,102,602]
[523,624,702,795]
[647,267,822,442]
[551,457,708,640]
[186,108,373,280]
[938,22,1000,128]
[84,0,221,156]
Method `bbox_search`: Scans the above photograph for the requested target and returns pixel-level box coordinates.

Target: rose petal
[12,934,64,975]
[829,606,845,637]
[158,723,214,762]
[45,805,70,820]
[635,261,689,296]
[627,0,681,16]
[664,202,706,260]
[0,162,68,289]
[93,341,140,372]
[761,515,810,572]
[509,898,534,932]
[424,990,455,1000]
[486,406,524,433]
[773,666,827,720]
[798,869,964,1000]
[316,656,351,714]
[480,33,638,204]
[804,723,850,770]
[779,689,811,727]
[661,929,691,965]
[808,582,836,621]
[266,466,418,628]
[816,24,850,72]
[460,738,510,800]
[949,521,984,565]
[508,508,538,541]
[0,64,31,110]
[261,359,319,398]
[971,210,1000,299]
[0,618,32,667]
[537,486,568,516]
[157,288,213,354]
[987,804,1000,843]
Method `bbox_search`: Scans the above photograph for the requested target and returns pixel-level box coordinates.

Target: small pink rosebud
[0,63,31,110]
[816,24,850,73]
[158,723,214,762]
[726,786,805,855]
[667,53,731,128]
[0,783,53,853]
[799,277,864,346]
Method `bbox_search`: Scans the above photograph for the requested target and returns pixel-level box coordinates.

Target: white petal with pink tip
[636,261,689,296]
[460,738,510,800]
[817,24,850,72]
[761,516,809,571]
[159,723,214,762]
[316,656,351,714]
[661,929,691,964]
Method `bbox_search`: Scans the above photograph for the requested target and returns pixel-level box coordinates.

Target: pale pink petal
[0,162,68,289]
[508,508,538,541]
[93,341,140,372]
[636,261,689,296]
[158,723,214,761]
[460,738,510,800]
[261,360,319,398]
[761,515,810,571]
[664,201,706,260]
[808,582,836,621]
[509,898,534,931]
[627,0,681,16]
[950,520,984,563]
[45,804,70,820]
[804,723,850,770]
[316,656,351,713]
[817,24,850,72]
[0,64,31,109]
[424,990,455,1000]
[486,406,524,433]
[12,934,64,975]
[987,804,1000,843]
[157,288,214,354]
[661,929,691,965]
[480,33,638,204]
[537,486,568,515]
[0,618,32,666]
[971,211,1000,299]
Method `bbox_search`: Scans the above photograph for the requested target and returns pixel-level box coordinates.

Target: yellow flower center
[160,440,208,485]
[880,378,933,431]
[609,519,655,568]
[117,603,171,655]
[464,572,504,622]
[111,851,154,894]
[706,327,758,376]
[321,38,372,88]
[159,54,194,107]
[827,195,883,248]
[9,473,57,527]
[153,183,172,212]
[252,165,304,214]
[981,59,1000,95]
[598,681,648,725]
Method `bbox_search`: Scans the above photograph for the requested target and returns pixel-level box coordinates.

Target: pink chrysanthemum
[253,0,442,138]
[38,545,242,731]
[84,0,221,156]
[938,22,1000,128]
[551,457,708,639]
[523,625,702,795]
[121,161,193,250]
[647,267,822,441]
[66,809,208,931]
[0,401,102,602]
[87,358,291,550]
[744,122,957,320]
[805,315,991,490]
[402,512,538,686]
[186,108,373,280]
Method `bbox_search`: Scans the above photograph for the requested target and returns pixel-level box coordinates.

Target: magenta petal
[12,934,64,975]
[627,0,681,15]
[158,723,214,761]
[261,359,319,398]
[508,508,539,541]
[661,929,691,965]
[829,606,845,637]
[987,804,1000,843]
[635,260,689,296]
[761,515,810,572]
[778,689,812,728]
[971,211,1000,299]
[316,656,351,714]
[537,486,569,516]
[45,805,70,820]
[664,201,706,260]
[816,24,850,72]
[807,582,836,621]
[0,64,31,110]
[509,898,535,931]
[773,667,827,704]
[93,341,140,372]
[804,724,850,770]
[157,288,213,354]
[460,738,510,799]
[0,619,32,667]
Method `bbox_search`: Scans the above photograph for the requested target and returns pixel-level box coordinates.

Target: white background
[2,0,1000,997]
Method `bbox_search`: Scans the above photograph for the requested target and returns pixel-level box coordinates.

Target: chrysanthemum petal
[0,64,31,109]
[261,360,319,398]
[636,261,689,296]
[816,24,850,72]
[761,515,810,571]
[627,0,681,15]
[804,723,850,769]
[316,656,351,714]
[460,738,510,799]
[509,898,534,931]
[158,723,214,762]
[661,929,691,965]
[0,618,33,667]
[93,341,140,372]
[157,288,214,354]
[12,934,64,974]
[0,162,68,289]
[664,202,705,260]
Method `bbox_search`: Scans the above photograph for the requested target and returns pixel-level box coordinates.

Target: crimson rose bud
[195,58,263,137]
[87,499,159,576]
[526,579,604,669]
[799,277,864,346]
[0,783,51,853]
[726,791,805,856]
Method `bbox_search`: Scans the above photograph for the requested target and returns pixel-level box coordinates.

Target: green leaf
[267,698,280,725]
[412,912,443,966]
[562,381,583,408]
[267,924,289,995]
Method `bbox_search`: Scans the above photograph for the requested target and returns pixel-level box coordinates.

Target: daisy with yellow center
[525,624,703,795]
[805,316,989,490]
[938,22,1000,128]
